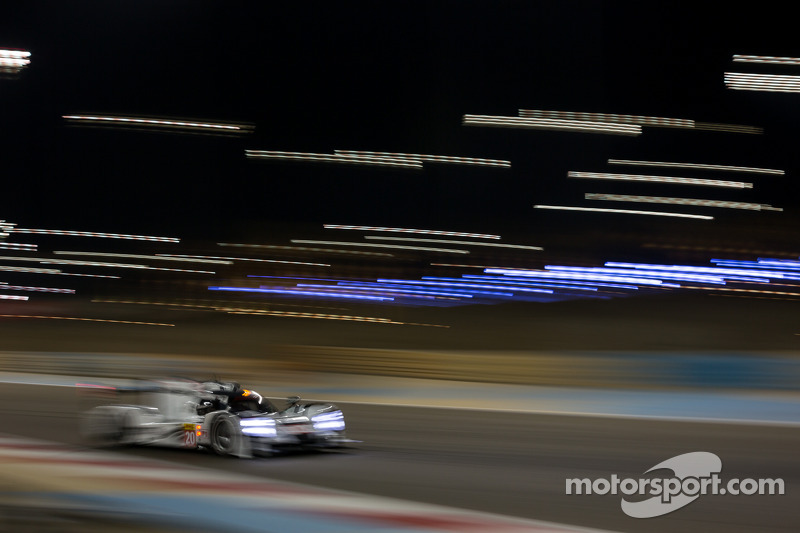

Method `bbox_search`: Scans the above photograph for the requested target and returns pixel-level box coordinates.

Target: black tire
[210,414,240,456]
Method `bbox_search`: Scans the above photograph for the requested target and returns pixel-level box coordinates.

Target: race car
[80,379,355,458]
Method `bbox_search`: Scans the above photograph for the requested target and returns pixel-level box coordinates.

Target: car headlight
[312,410,345,431]
[239,418,277,437]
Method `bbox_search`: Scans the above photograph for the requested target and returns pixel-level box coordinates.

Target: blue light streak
[208,286,394,301]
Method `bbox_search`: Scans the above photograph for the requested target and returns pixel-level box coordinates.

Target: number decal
[183,429,197,448]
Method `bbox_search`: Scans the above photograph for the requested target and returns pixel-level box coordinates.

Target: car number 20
[182,424,198,448]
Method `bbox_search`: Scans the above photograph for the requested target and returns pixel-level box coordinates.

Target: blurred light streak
[0,315,173,325]
[606,262,800,280]
[363,236,542,250]
[290,240,470,254]
[684,286,800,297]
[430,263,509,269]
[733,54,800,65]
[757,259,800,268]
[53,251,232,264]
[725,72,800,92]
[518,109,693,128]
[607,159,783,175]
[715,294,800,302]
[462,114,642,135]
[544,266,728,284]
[218,242,388,258]
[92,299,225,309]
[0,284,74,293]
[55,272,121,279]
[11,228,179,242]
[157,254,315,264]
[711,260,800,272]
[534,204,713,220]
[0,49,31,73]
[463,274,636,290]
[63,115,253,133]
[333,150,511,168]
[0,265,62,274]
[323,225,501,239]
[418,277,554,293]
[245,150,423,169]
[334,281,471,298]
[0,242,37,250]
[294,284,447,300]
[0,295,28,301]
[225,309,448,327]
[374,279,517,296]
[39,260,215,274]
[568,171,752,188]
[226,310,397,323]
[91,298,350,311]
[208,286,394,301]
[484,268,670,286]
[692,122,764,134]
[584,193,782,211]
[248,275,341,282]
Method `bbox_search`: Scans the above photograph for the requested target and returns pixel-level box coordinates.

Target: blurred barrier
[0,348,798,390]
[273,346,800,390]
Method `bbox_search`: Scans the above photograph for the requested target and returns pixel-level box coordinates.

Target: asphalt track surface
[2,383,797,533]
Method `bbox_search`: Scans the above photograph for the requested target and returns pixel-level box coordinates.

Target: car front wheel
[210,414,240,456]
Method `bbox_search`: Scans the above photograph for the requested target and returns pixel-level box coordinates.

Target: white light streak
[54,272,121,279]
[733,54,800,65]
[245,151,423,169]
[0,49,31,72]
[52,251,232,264]
[534,205,714,220]
[363,236,543,251]
[0,284,74,294]
[584,193,782,211]
[607,159,783,175]
[0,243,37,250]
[290,240,469,254]
[462,114,642,135]
[0,49,31,59]
[156,254,328,266]
[217,242,389,258]
[725,72,800,93]
[605,262,796,279]
[484,268,667,286]
[323,224,501,239]
[518,109,694,128]
[568,171,752,189]
[10,228,180,242]
[39,260,215,274]
[0,295,28,301]
[333,150,511,168]
[0,265,62,274]
[63,115,252,133]
[0,254,208,273]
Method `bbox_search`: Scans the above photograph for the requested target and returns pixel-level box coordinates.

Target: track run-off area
[0,374,798,533]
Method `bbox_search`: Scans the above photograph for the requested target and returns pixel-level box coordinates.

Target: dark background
[1,1,799,350]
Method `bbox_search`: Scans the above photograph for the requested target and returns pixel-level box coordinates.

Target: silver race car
[80,379,355,458]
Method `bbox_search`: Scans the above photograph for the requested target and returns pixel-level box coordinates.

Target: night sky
[2,1,800,259]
